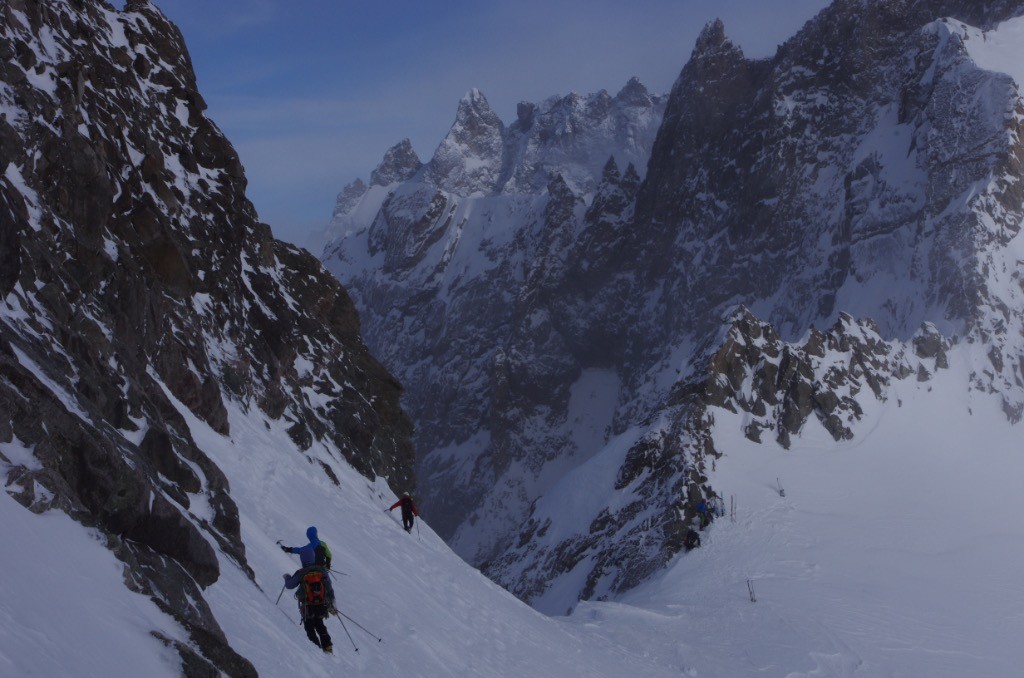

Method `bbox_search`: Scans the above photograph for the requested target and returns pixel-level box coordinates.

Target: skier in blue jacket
[696,498,710,530]
[280,526,332,568]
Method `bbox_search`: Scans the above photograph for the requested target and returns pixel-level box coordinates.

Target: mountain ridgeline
[323,0,1024,613]
[0,0,413,673]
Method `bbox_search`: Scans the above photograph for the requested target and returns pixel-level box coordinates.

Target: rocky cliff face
[321,78,666,550]
[323,0,1024,612]
[0,1,413,674]
[485,309,952,612]
[628,0,1024,415]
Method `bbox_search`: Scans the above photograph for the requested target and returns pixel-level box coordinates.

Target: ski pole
[274,602,297,625]
[329,568,350,577]
[337,610,383,643]
[272,582,300,625]
[334,613,359,652]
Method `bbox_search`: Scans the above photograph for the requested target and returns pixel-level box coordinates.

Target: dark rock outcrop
[485,307,938,608]
[371,138,423,187]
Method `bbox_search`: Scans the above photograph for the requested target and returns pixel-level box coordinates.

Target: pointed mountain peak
[615,76,652,106]
[332,178,368,219]
[462,87,485,103]
[457,88,494,116]
[691,18,741,61]
[547,172,575,199]
[696,18,727,49]
[426,90,505,194]
[370,138,422,187]
[622,162,640,193]
[449,88,503,137]
[601,155,621,185]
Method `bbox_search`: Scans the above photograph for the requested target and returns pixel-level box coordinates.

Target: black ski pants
[402,511,415,531]
[303,614,332,648]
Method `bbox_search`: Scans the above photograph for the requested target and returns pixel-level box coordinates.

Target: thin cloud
[154,0,278,37]
[158,0,835,247]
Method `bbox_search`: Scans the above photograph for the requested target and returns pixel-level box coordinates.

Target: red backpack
[301,570,328,608]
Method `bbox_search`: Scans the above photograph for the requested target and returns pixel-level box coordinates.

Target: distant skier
[387,492,419,532]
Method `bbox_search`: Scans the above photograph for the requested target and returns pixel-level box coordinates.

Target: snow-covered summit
[324,76,665,224]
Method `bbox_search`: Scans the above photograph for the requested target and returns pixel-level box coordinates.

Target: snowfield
[3,343,1022,677]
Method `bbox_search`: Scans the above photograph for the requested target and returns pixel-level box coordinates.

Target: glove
[282,573,289,581]
[280,545,290,553]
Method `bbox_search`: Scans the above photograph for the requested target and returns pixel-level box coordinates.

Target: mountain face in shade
[323,0,1024,613]
[0,0,412,672]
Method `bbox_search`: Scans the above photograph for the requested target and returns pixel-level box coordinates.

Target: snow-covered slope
[0,2,705,676]
[567,345,1024,677]
[0,3,679,673]
[7,289,1017,675]
[0,385,681,677]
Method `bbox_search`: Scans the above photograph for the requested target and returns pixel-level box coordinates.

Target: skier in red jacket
[387,492,419,532]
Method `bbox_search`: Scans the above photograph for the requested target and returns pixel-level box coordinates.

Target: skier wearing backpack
[280,526,338,652]
[284,565,334,652]
[387,492,419,532]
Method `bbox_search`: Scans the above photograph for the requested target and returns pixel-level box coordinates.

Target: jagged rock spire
[370,139,422,187]
[601,155,622,185]
[332,178,368,219]
[615,76,653,107]
[426,88,505,195]
[692,18,729,56]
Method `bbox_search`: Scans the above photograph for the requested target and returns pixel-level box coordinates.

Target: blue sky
[149,0,831,248]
